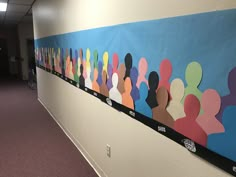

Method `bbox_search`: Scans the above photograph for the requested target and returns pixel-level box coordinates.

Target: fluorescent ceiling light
[0,3,7,12]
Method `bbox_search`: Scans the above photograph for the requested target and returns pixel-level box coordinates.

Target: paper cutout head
[112,73,119,87]
[148,71,159,91]
[160,59,172,81]
[86,48,91,68]
[94,50,98,69]
[138,57,148,77]
[113,53,119,73]
[103,51,109,72]
[124,53,133,79]
[184,94,200,120]
[170,78,185,102]
[201,89,221,115]
[146,71,159,109]
[228,67,236,96]
[185,62,202,87]
[79,48,83,63]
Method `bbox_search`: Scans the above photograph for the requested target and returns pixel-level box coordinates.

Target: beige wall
[18,23,34,80]
[33,0,236,177]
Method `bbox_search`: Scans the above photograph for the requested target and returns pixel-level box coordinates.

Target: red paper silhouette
[174,94,207,146]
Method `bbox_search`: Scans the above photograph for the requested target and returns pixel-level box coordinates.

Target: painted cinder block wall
[33,0,236,177]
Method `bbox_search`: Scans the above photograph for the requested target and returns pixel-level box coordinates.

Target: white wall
[18,23,34,80]
[33,1,236,177]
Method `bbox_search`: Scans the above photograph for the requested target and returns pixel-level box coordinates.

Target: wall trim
[38,98,107,177]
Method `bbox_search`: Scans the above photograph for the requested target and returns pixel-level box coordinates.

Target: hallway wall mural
[34,9,236,176]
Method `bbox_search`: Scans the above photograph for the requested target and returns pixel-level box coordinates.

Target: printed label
[129,111,135,117]
[158,126,166,133]
[182,139,196,152]
[93,92,98,97]
[106,98,112,106]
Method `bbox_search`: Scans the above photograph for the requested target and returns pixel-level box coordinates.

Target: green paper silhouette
[182,61,203,104]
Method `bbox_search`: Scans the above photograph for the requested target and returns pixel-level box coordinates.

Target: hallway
[0,79,98,177]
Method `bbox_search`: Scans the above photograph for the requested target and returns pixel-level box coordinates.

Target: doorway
[0,38,9,78]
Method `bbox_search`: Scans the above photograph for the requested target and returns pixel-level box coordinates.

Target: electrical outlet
[106,144,111,157]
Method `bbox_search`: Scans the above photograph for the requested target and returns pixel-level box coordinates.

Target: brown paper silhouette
[100,70,109,97]
[117,63,126,94]
[152,87,174,128]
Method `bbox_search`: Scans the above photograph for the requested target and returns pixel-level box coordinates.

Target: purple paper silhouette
[216,67,236,122]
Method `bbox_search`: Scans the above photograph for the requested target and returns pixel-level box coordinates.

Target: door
[0,38,9,77]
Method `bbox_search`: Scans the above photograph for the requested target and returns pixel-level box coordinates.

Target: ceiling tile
[9,0,34,5]
[22,15,32,23]
[7,4,31,13]
[4,19,19,24]
[6,12,24,20]
[0,12,5,22]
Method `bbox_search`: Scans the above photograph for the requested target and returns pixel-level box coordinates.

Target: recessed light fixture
[0,2,7,12]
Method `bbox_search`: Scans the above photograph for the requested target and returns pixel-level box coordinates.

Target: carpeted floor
[0,78,99,177]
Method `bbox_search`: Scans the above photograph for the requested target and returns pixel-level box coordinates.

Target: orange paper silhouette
[122,77,134,109]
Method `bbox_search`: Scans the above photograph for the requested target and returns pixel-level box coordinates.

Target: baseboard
[38,98,107,177]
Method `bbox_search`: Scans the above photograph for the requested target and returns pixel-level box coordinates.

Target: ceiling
[0,0,36,25]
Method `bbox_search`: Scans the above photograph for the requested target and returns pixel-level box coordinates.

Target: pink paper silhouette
[112,53,119,74]
[196,89,225,135]
[174,94,207,147]
[137,57,148,88]
[158,59,172,93]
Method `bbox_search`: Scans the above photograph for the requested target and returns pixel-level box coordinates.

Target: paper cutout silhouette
[85,67,92,89]
[97,61,103,86]
[93,50,98,69]
[68,61,74,80]
[130,67,140,102]
[77,50,81,78]
[92,68,100,93]
[122,77,134,109]
[174,94,207,146]
[182,62,203,103]
[159,59,172,93]
[216,67,236,122]
[112,53,119,74]
[73,49,79,82]
[103,51,109,73]
[117,63,126,95]
[137,57,148,88]
[167,78,185,120]
[146,71,159,109]
[109,73,122,104]
[152,87,174,128]
[100,70,109,97]
[135,82,152,118]
[196,89,224,135]
[208,106,236,161]
[79,48,83,64]
[79,64,85,86]
[61,48,65,76]
[107,64,113,90]
[82,60,87,79]
[124,53,132,80]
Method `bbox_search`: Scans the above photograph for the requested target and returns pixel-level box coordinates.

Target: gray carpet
[0,79,99,177]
